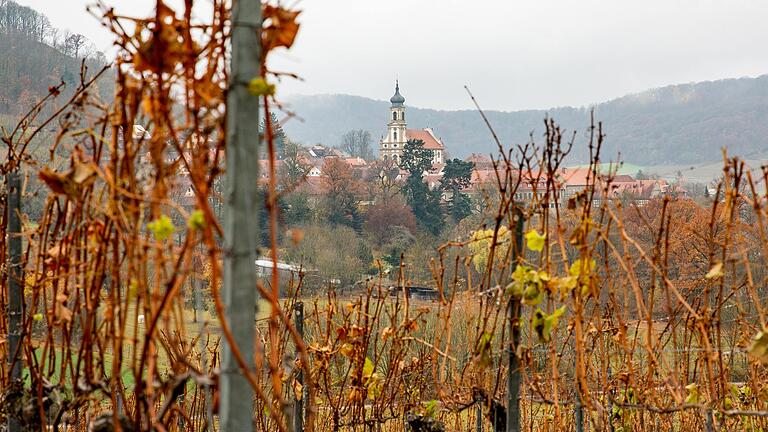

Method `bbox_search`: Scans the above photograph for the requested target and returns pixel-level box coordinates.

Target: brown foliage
[365,200,417,245]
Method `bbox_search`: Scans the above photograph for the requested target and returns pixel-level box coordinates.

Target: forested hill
[0,0,113,118]
[284,75,768,166]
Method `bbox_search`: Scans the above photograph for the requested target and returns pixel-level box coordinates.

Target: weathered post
[220,0,261,430]
[506,208,524,432]
[574,395,583,432]
[476,404,483,432]
[704,408,715,432]
[6,169,22,432]
[294,302,305,432]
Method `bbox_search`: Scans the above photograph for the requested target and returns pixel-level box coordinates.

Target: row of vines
[2,1,768,431]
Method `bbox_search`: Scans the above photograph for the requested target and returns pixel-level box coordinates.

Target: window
[393,111,397,121]
[401,112,405,121]
[383,144,388,148]
[393,131,397,141]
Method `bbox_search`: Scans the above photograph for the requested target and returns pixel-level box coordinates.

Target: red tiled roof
[560,167,593,187]
[471,168,497,185]
[465,153,493,167]
[612,175,635,183]
[406,128,444,150]
[344,157,368,167]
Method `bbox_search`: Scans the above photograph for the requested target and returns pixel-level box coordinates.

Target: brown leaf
[38,168,68,195]
[262,5,301,52]
[292,379,303,401]
[54,293,73,324]
[38,156,97,201]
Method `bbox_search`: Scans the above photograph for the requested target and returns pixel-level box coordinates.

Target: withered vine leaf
[262,5,301,53]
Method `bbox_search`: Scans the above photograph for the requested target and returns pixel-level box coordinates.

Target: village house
[467,164,687,209]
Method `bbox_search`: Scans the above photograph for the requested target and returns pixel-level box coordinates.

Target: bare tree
[63,32,87,58]
[340,129,373,161]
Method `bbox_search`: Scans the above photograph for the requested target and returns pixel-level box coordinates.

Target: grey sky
[15,0,768,111]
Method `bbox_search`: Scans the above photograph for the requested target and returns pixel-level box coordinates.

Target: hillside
[0,1,113,120]
[283,75,768,166]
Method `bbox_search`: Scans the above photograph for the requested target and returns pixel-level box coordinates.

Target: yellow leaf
[187,210,206,230]
[747,328,768,364]
[525,230,546,252]
[367,372,383,400]
[685,383,700,404]
[551,276,578,297]
[569,258,595,277]
[363,357,375,378]
[705,262,724,280]
[147,215,175,240]
[247,77,276,96]
[127,279,139,299]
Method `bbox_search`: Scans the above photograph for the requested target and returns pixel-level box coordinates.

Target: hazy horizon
[14,0,768,111]
[285,72,768,113]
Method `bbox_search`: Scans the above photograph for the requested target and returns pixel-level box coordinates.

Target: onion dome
[390,81,405,106]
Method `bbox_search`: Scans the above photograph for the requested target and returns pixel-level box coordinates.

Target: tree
[260,112,287,158]
[364,199,417,246]
[399,138,432,175]
[380,225,416,267]
[322,158,362,230]
[365,158,400,203]
[340,129,373,161]
[63,32,87,58]
[256,186,288,246]
[284,223,371,287]
[283,191,313,226]
[399,139,444,235]
[280,138,309,186]
[441,158,474,222]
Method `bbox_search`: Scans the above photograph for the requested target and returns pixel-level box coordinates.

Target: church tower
[379,81,407,162]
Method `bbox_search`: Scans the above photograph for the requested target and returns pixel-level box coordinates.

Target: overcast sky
[15,0,768,111]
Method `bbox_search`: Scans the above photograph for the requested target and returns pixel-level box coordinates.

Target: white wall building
[379,82,445,166]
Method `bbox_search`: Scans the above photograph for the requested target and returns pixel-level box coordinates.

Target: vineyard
[2,1,768,431]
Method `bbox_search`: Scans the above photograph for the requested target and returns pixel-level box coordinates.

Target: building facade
[379,82,444,166]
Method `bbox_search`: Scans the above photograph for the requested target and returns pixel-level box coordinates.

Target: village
[264,83,687,210]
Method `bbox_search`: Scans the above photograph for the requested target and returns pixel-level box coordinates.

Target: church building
[379,82,445,166]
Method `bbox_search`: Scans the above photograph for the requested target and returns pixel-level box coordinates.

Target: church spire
[390,80,405,106]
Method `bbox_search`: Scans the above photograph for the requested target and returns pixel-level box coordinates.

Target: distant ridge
[283,75,768,166]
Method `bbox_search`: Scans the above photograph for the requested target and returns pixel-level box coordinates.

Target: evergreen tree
[441,158,474,222]
[256,186,288,246]
[259,112,286,159]
[399,139,444,235]
[283,191,313,226]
